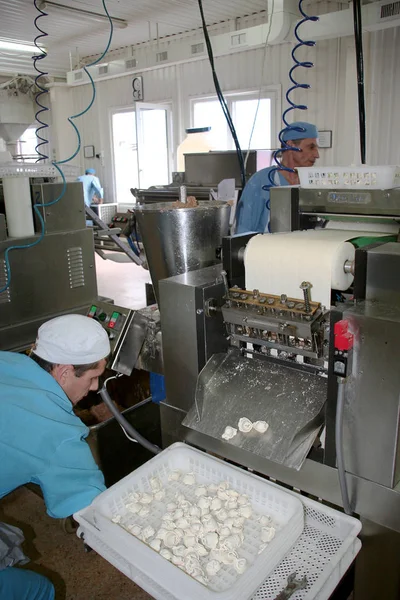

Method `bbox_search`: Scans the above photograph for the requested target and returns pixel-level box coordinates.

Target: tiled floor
[1,487,153,600]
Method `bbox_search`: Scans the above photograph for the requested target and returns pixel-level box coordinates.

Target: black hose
[352,0,366,164]
[335,379,352,515]
[197,0,246,193]
[99,385,161,454]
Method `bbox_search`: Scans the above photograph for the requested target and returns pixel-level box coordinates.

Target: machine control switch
[333,320,354,377]
[334,320,354,351]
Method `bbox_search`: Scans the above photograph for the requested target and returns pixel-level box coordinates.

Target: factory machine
[0,181,134,355]
[141,184,400,599]
[3,169,400,597]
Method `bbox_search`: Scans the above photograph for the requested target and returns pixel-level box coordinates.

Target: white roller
[244,230,359,308]
[3,176,35,238]
[324,220,399,234]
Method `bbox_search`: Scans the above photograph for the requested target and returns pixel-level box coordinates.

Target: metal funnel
[134,201,230,304]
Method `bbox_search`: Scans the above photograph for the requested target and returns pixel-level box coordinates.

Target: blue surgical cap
[85,168,96,175]
[281,122,318,141]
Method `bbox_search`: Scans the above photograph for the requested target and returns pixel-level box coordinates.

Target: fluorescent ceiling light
[0,40,45,53]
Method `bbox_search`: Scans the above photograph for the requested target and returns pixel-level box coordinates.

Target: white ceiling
[0,0,268,77]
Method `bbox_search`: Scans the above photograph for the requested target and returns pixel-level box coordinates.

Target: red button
[108,321,115,329]
[334,320,354,351]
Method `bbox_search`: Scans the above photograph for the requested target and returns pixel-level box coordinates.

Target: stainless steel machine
[0,181,133,356]
[154,185,400,599]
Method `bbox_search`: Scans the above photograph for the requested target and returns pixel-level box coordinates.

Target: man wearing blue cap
[236,122,319,234]
[76,169,104,225]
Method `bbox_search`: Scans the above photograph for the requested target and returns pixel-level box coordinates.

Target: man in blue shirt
[0,314,110,600]
[76,168,104,226]
[236,122,319,234]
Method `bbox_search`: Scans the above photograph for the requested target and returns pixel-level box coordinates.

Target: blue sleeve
[235,171,270,234]
[34,434,106,519]
[91,177,103,199]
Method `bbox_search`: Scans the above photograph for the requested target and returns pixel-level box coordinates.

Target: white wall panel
[50,23,400,200]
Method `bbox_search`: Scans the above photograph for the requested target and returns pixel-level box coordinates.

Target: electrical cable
[197,0,246,192]
[99,375,161,455]
[352,0,366,164]
[261,0,318,232]
[244,0,276,170]
[0,0,113,295]
[335,378,352,514]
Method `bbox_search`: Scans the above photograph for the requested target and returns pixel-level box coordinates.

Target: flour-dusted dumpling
[237,494,250,506]
[214,508,229,522]
[150,477,162,492]
[238,417,253,433]
[149,538,162,552]
[206,559,222,577]
[141,526,155,540]
[171,554,185,567]
[182,472,196,486]
[172,544,187,557]
[168,470,181,482]
[217,525,231,538]
[210,497,222,511]
[127,523,142,536]
[202,532,219,550]
[234,557,248,574]
[111,514,122,524]
[125,501,141,514]
[194,486,208,497]
[189,505,201,518]
[140,492,153,504]
[139,507,150,517]
[232,517,245,529]
[221,426,237,441]
[183,533,197,548]
[160,548,172,560]
[201,514,218,532]
[175,517,190,530]
[261,526,276,543]
[239,505,252,519]
[167,502,178,513]
[164,530,182,548]
[154,489,166,501]
[253,420,269,434]
[260,515,273,527]
[221,533,243,551]
[225,498,238,510]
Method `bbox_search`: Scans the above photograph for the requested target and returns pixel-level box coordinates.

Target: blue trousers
[0,567,55,600]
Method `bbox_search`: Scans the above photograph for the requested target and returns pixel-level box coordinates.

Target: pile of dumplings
[111,471,276,588]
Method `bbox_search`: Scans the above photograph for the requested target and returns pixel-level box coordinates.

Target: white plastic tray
[75,443,304,600]
[76,465,362,600]
[297,165,400,189]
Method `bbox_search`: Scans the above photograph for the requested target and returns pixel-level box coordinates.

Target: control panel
[86,300,134,363]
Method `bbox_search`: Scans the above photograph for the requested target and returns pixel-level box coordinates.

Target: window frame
[190,86,281,151]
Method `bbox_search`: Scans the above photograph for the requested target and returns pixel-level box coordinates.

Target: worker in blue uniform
[76,168,104,225]
[236,122,319,234]
[0,314,111,600]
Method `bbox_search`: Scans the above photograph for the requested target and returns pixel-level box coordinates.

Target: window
[16,126,40,162]
[111,103,172,204]
[191,89,279,152]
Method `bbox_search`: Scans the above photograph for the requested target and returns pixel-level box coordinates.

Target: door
[136,103,171,189]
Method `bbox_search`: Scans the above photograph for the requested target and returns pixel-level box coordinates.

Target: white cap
[34,314,111,365]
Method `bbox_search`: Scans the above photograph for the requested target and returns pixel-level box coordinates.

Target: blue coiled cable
[262,0,318,231]
[0,0,113,295]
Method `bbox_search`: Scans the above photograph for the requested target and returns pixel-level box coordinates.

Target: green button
[111,311,120,320]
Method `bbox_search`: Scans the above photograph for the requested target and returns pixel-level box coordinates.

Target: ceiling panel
[0,0,268,76]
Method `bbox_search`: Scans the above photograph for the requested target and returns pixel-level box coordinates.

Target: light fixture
[39,1,128,29]
[0,40,45,53]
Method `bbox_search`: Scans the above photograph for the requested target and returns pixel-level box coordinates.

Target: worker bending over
[236,122,319,234]
[0,314,110,599]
